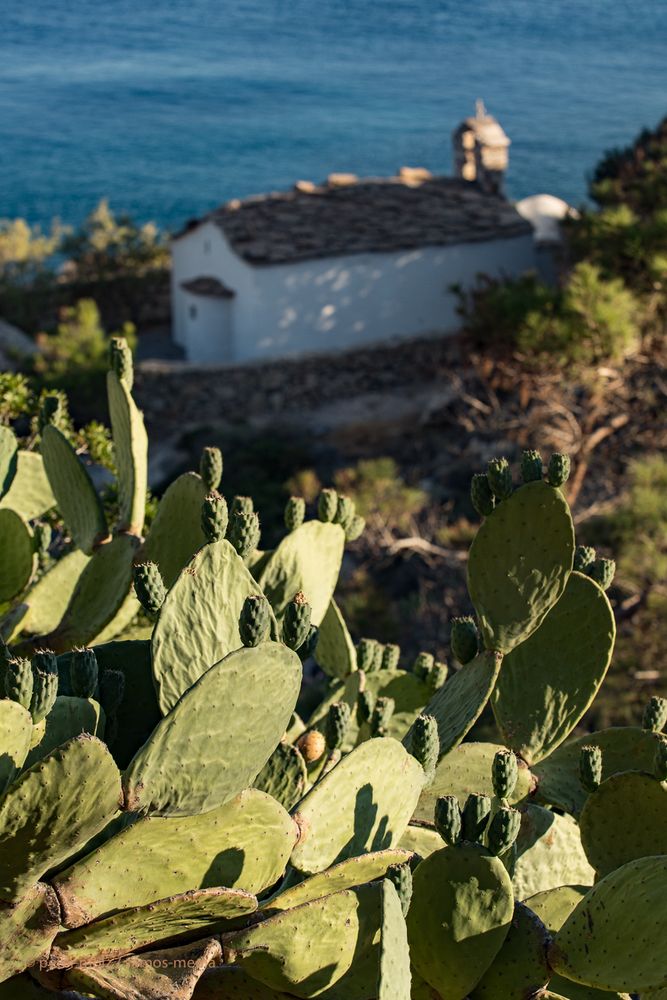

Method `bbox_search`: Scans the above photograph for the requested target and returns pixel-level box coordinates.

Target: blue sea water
[0,1,665,232]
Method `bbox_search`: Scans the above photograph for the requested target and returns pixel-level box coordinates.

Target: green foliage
[61,199,168,283]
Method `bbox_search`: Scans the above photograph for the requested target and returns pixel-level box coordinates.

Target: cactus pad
[140,471,208,587]
[125,642,301,815]
[267,848,412,912]
[549,856,667,992]
[0,510,35,603]
[0,882,60,985]
[0,700,32,794]
[290,737,423,874]
[579,771,667,876]
[469,901,550,999]
[49,885,257,968]
[106,369,148,535]
[152,538,271,714]
[258,520,345,626]
[407,843,514,999]
[512,804,594,900]
[0,425,18,498]
[225,883,385,1000]
[404,651,502,762]
[467,481,574,653]
[42,533,137,653]
[20,549,90,638]
[54,788,295,928]
[533,725,662,816]
[66,937,222,1000]
[254,741,308,811]
[0,451,55,523]
[493,573,615,764]
[22,695,104,769]
[0,735,122,902]
[316,599,357,678]
[40,424,107,554]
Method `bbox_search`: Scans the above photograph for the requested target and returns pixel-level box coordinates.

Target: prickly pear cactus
[467,480,574,653]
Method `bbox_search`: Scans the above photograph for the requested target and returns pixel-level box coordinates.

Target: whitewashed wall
[172,223,536,364]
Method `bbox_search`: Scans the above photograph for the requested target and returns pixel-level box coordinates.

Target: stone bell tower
[452,100,510,195]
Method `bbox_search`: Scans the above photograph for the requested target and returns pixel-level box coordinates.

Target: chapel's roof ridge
[174,170,532,266]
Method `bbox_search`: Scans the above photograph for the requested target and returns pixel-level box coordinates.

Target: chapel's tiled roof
[175,170,532,266]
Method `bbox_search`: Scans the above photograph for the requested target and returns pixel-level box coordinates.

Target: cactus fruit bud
[33,522,52,558]
[371,642,384,673]
[99,670,125,715]
[296,730,326,764]
[487,805,521,856]
[643,696,667,733]
[357,689,375,726]
[471,473,495,517]
[370,696,395,737]
[282,592,312,651]
[201,491,229,543]
[239,594,270,647]
[284,496,306,532]
[334,495,356,530]
[434,795,462,846]
[70,647,99,699]
[487,457,513,501]
[588,558,615,591]
[381,643,400,671]
[579,745,603,793]
[199,446,223,492]
[109,336,134,388]
[230,495,254,518]
[228,510,260,559]
[574,545,596,573]
[32,649,58,677]
[29,660,58,724]
[654,736,667,781]
[520,449,543,483]
[547,452,571,487]
[425,661,448,694]
[133,561,167,617]
[386,862,413,917]
[317,488,338,523]
[412,651,435,680]
[345,514,366,542]
[492,749,519,801]
[299,624,319,661]
[408,714,439,781]
[39,392,64,430]
[357,638,380,673]
[450,616,479,665]
[461,793,492,843]
[325,702,351,751]
[5,657,34,710]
